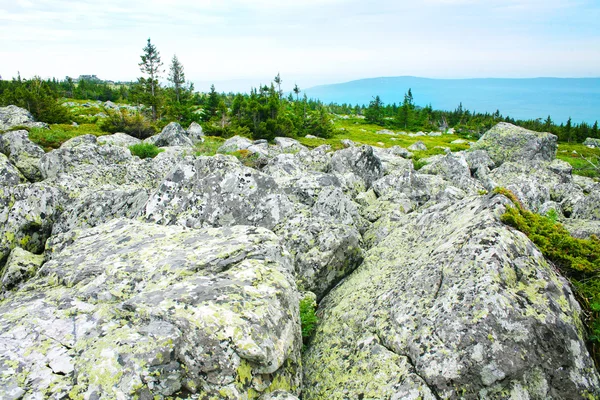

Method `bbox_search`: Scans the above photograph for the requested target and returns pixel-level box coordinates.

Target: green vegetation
[128,143,164,159]
[496,187,600,365]
[300,296,318,350]
[27,124,107,151]
[194,136,226,157]
[99,108,156,139]
[557,142,600,178]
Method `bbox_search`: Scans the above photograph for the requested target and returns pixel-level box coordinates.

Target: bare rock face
[471,122,557,165]
[0,105,48,131]
[0,219,301,399]
[303,195,600,399]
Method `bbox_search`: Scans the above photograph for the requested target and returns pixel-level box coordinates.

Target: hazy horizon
[1,1,599,91]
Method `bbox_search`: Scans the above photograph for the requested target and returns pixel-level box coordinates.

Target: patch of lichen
[497,187,600,366]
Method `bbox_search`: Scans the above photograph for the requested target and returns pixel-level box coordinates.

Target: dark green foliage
[28,124,106,151]
[497,188,600,365]
[128,143,163,159]
[364,95,385,125]
[0,77,70,124]
[99,108,156,139]
[300,297,318,349]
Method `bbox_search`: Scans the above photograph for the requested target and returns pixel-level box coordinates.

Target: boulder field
[0,105,599,399]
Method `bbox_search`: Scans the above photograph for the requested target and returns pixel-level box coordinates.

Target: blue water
[303,77,600,124]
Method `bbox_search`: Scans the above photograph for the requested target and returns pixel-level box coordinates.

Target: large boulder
[0,153,26,186]
[303,195,600,399]
[0,105,48,131]
[583,138,600,148]
[0,219,301,399]
[186,121,204,144]
[141,155,296,230]
[146,122,194,147]
[0,183,64,264]
[274,137,307,153]
[329,145,383,189]
[0,130,45,181]
[420,153,484,193]
[218,136,254,153]
[471,122,557,165]
[97,132,141,147]
[0,246,44,294]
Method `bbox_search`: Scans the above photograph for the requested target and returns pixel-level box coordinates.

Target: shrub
[100,108,156,139]
[128,143,163,159]
[496,187,600,366]
[300,295,318,350]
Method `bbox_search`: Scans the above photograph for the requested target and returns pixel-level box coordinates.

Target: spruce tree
[168,55,185,103]
[139,38,163,120]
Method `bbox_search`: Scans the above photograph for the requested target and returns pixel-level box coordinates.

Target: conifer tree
[139,38,163,120]
[168,55,185,103]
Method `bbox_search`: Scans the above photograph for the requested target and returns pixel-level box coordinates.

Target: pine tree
[139,38,163,120]
[168,55,185,103]
[293,84,300,102]
[592,121,599,139]
[274,73,283,97]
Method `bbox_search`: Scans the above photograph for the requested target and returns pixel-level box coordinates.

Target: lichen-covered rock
[388,145,413,159]
[259,390,300,400]
[0,105,48,131]
[0,152,26,186]
[0,219,301,399]
[562,218,600,239]
[583,137,600,148]
[465,149,496,173]
[407,141,427,151]
[571,191,600,220]
[0,183,64,263]
[274,137,307,153]
[329,145,383,189]
[141,155,295,230]
[420,153,484,193]
[218,135,254,153]
[303,195,600,399]
[187,121,204,143]
[52,188,149,234]
[372,165,431,206]
[145,122,194,147]
[0,130,45,181]
[0,247,44,294]
[97,132,141,147]
[471,122,557,165]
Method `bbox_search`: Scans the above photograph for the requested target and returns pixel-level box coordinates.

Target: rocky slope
[0,105,599,399]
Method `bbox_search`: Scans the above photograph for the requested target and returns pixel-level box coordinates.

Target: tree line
[330,89,599,142]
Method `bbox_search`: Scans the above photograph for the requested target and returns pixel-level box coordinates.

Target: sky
[1,0,599,92]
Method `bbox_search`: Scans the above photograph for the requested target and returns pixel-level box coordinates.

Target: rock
[0,130,45,181]
[428,131,442,137]
[274,137,307,153]
[583,138,600,148]
[340,139,355,148]
[420,153,484,193]
[186,121,204,143]
[259,390,300,400]
[562,219,600,239]
[376,129,396,136]
[0,247,44,293]
[465,149,495,173]
[0,183,63,263]
[0,153,26,186]
[470,122,557,165]
[302,195,600,399]
[329,145,383,189]
[305,134,319,139]
[451,139,468,144]
[218,135,254,153]
[52,188,149,235]
[388,145,413,159]
[146,122,194,147]
[141,156,296,230]
[571,191,600,220]
[103,100,118,109]
[0,219,301,399]
[408,141,427,151]
[97,132,141,147]
[0,105,48,131]
[372,166,431,206]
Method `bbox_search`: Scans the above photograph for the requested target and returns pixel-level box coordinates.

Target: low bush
[496,187,600,366]
[100,108,156,139]
[300,296,318,350]
[128,143,163,159]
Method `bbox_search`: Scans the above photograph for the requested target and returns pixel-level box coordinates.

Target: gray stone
[186,121,204,144]
[97,132,141,147]
[470,122,557,165]
[0,105,48,131]
[0,130,45,181]
[388,145,413,159]
[0,219,301,399]
[218,135,254,153]
[146,122,194,147]
[303,195,599,399]
[465,149,496,173]
[583,138,600,148]
[408,141,427,151]
[329,145,383,189]
[420,153,484,193]
[0,153,26,186]
[0,247,44,293]
[274,137,307,153]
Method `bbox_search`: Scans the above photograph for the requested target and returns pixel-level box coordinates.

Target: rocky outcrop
[471,122,557,165]
[145,122,194,147]
[0,105,48,131]
[0,219,301,399]
[303,195,600,399]
[0,130,45,181]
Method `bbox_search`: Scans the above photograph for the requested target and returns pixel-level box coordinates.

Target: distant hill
[303,76,600,124]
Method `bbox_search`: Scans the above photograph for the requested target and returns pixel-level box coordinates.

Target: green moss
[497,187,600,366]
[128,143,164,159]
[300,296,318,349]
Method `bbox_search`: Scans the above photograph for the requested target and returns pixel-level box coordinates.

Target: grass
[496,187,600,367]
[194,136,226,156]
[557,142,600,178]
[28,124,108,151]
